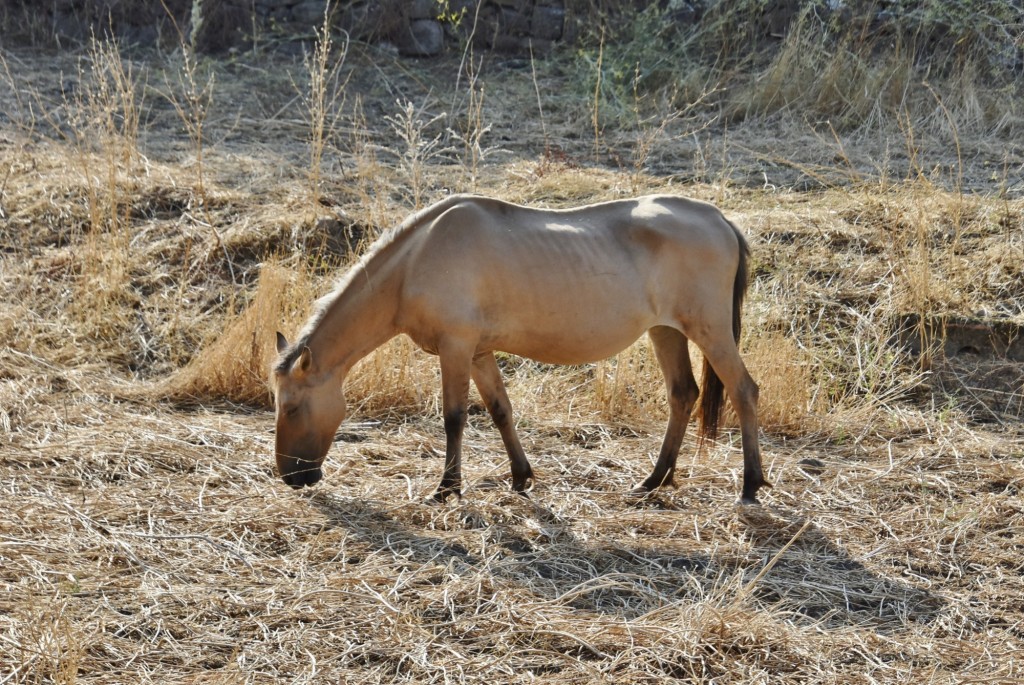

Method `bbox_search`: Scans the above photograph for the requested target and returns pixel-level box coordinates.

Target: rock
[397,19,444,56]
[291,0,333,26]
[761,0,801,38]
[498,7,530,35]
[524,37,554,55]
[489,33,523,53]
[52,10,88,43]
[194,0,252,52]
[668,2,699,26]
[23,0,571,55]
[494,0,531,11]
[339,1,405,42]
[408,0,437,20]
[122,24,160,48]
[531,3,564,41]
[895,314,1024,362]
[440,0,479,42]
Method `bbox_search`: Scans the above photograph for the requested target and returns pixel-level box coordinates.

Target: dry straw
[2,19,1023,684]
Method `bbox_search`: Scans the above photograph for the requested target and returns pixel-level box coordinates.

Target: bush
[571,0,1023,132]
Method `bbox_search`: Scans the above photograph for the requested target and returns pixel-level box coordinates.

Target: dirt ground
[2,41,1024,683]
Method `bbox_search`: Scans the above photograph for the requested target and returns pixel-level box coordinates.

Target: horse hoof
[627,485,653,499]
[512,470,536,493]
[511,478,534,496]
[431,488,461,504]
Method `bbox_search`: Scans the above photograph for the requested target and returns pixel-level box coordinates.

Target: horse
[271,194,770,503]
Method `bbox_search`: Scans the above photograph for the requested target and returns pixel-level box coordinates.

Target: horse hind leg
[694,333,769,504]
[471,352,534,493]
[635,326,699,494]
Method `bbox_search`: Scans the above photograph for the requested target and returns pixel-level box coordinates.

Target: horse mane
[274,195,478,373]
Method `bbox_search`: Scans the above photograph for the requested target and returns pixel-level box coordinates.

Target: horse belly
[483,282,655,364]
[496,327,648,365]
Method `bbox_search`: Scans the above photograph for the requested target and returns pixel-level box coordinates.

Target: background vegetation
[1,1,1022,682]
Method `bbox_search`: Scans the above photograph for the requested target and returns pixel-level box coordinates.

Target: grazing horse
[272,194,769,503]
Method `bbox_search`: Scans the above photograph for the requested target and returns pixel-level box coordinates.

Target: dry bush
[62,38,145,346]
[346,336,441,418]
[570,1,1024,155]
[167,259,314,405]
[729,12,1023,140]
[302,9,349,218]
[743,332,817,435]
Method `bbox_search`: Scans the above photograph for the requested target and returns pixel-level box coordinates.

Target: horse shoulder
[397,201,499,326]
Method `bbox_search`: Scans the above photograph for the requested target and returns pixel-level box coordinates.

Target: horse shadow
[308,488,943,634]
[733,504,944,630]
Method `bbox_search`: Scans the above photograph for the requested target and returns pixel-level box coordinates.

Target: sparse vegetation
[1,3,1023,683]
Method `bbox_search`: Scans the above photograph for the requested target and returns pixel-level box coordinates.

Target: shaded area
[897,314,1024,422]
[738,505,944,631]
[310,492,943,634]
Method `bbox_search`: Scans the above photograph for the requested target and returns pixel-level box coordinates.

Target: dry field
[2,25,1024,684]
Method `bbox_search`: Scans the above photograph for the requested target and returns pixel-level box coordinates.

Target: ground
[1,37,1023,683]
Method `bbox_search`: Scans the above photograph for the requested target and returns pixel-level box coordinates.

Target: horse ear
[276,331,289,353]
[295,346,313,375]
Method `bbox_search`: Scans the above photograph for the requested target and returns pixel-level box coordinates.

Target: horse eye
[283,404,300,417]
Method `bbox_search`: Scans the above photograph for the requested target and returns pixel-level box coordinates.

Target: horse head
[271,332,347,488]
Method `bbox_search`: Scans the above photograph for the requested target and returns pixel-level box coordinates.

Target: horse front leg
[471,352,534,493]
[434,343,474,502]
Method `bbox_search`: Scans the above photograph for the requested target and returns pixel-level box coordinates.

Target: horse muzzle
[277,450,325,488]
[281,465,322,488]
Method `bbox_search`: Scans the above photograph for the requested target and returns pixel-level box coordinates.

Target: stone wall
[11,1,1007,65]
[7,0,568,56]
[301,0,569,56]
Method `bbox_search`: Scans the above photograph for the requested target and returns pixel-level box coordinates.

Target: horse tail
[698,219,749,448]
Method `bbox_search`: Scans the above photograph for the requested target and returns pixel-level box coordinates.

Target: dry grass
[166,259,313,405]
[2,34,1024,684]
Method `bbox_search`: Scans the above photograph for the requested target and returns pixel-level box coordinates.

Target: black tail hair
[697,221,749,448]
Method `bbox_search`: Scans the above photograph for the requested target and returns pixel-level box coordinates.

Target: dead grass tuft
[167,259,313,405]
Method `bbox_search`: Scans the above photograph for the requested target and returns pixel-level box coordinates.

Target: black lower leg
[639,416,689,492]
[740,448,770,504]
[640,460,676,492]
[638,367,696,493]
[435,408,466,500]
[488,400,533,493]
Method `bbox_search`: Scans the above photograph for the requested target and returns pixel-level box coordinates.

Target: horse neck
[303,196,467,379]
[306,253,402,381]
